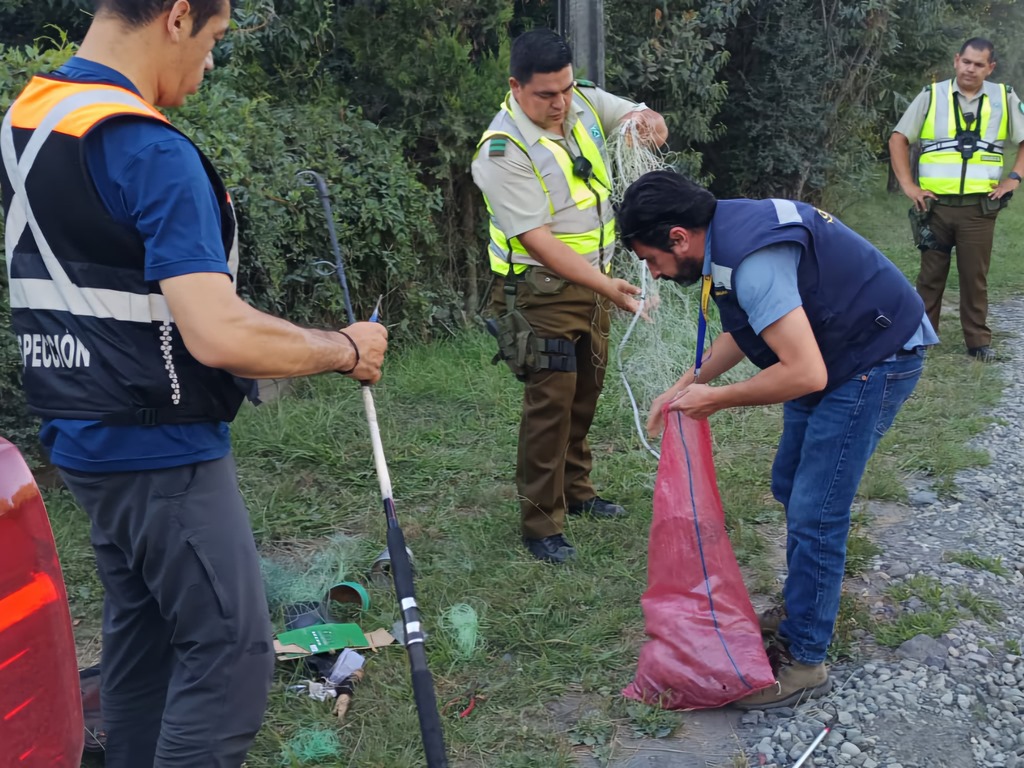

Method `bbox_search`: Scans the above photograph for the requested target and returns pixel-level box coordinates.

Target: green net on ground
[260,533,361,617]
[279,727,342,765]
[442,603,480,659]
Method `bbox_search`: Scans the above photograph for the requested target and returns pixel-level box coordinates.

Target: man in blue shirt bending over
[1,1,388,765]
[616,171,935,709]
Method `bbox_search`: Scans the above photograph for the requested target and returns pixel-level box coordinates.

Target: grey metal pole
[567,0,605,88]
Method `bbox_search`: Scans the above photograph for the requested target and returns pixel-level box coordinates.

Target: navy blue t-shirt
[38,57,232,472]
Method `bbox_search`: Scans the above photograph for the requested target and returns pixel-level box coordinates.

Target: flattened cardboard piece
[275,623,367,657]
[360,628,397,650]
[274,624,396,660]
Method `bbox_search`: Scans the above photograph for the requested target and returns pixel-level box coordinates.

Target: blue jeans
[773,351,924,664]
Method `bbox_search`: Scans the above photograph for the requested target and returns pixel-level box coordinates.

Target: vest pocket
[843,307,889,348]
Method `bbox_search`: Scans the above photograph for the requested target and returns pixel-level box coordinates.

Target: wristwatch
[1009,171,1022,183]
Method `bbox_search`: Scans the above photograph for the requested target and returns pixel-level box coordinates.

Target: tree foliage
[707,0,1024,206]
[606,0,754,175]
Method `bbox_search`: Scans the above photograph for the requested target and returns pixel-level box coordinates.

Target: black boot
[567,496,628,519]
[967,345,996,362]
[522,534,576,564]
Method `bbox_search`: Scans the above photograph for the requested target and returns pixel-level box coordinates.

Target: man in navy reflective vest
[616,171,935,709]
[1,0,387,765]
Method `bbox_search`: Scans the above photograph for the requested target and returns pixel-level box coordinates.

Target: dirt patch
[577,707,747,768]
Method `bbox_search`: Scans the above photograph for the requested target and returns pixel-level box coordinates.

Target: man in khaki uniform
[890,37,1024,362]
[471,29,667,563]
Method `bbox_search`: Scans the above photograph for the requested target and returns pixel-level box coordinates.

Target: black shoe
[523,534,576,564]
[962,346,995,364]
[967,345,996,362]
[567,496,628,519]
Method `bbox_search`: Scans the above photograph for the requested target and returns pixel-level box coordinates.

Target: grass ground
[46,170,1024,766]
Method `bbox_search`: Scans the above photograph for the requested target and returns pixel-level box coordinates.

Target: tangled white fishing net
[607,119,707,459]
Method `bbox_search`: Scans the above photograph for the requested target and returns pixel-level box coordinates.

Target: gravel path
[584,298,1024,768]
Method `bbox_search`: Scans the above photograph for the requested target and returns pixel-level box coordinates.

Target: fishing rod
[298,170,449,768]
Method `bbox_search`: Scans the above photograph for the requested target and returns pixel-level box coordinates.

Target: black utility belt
[894,346,926,358]
[933,193,987,206]
[932,192,1010,213]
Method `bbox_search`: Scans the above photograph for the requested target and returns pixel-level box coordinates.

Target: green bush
[175,76,443,331]
[706,0,1016,206]
[607,0,753,177]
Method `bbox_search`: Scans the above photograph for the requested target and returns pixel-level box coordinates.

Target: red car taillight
[0,438,83,766]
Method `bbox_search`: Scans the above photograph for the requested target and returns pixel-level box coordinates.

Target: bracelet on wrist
[338,331,360,374]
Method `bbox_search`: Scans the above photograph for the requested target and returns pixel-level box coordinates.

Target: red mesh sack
[623,411,775,710]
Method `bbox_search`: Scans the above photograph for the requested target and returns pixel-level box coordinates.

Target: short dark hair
[960,37,996,63]
[92,0,229,35]
[510,29,573,85]
[617,171,718,251]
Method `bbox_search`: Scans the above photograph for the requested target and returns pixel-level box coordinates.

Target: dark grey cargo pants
[60,453,274,768]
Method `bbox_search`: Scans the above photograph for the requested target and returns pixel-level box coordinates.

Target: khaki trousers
[491,266,610,539]
[916,201,999,348]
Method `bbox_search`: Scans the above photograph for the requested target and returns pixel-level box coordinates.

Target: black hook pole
[297,171,356,325]
[298,170,449,767]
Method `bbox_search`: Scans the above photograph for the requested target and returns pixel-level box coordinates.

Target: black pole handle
[387,524,448,768]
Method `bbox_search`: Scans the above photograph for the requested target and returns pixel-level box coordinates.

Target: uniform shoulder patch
[575,78,596,88]
[488,137,507,157]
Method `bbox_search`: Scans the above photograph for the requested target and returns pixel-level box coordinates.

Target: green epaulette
[488,137,507,157]
[576,79,596,88]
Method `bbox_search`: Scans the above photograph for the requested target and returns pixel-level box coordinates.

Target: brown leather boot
[733,660,831,710]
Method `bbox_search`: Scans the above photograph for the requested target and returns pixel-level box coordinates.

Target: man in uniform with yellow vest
[890,37,1024,363]
[471,29,667,563]
[1,1,387,765]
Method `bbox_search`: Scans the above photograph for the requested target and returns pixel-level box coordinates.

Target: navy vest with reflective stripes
[1,76,254,425]
[708,199,923,399]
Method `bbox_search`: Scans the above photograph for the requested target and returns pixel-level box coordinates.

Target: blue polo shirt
[37,57,232,472]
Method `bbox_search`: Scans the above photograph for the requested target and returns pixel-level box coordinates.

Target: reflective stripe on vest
[919,79,1008,195]
[2,78,241,323]
[474,90,614,275]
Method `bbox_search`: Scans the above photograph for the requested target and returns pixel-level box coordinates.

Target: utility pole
[556,0,569,41]
[558,0,605,88]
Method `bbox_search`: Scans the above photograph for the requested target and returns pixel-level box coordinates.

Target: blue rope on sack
[672,410,754,690]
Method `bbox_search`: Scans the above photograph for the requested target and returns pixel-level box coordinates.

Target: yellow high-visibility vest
[919,78,1009,195]
[474,89,615,275]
